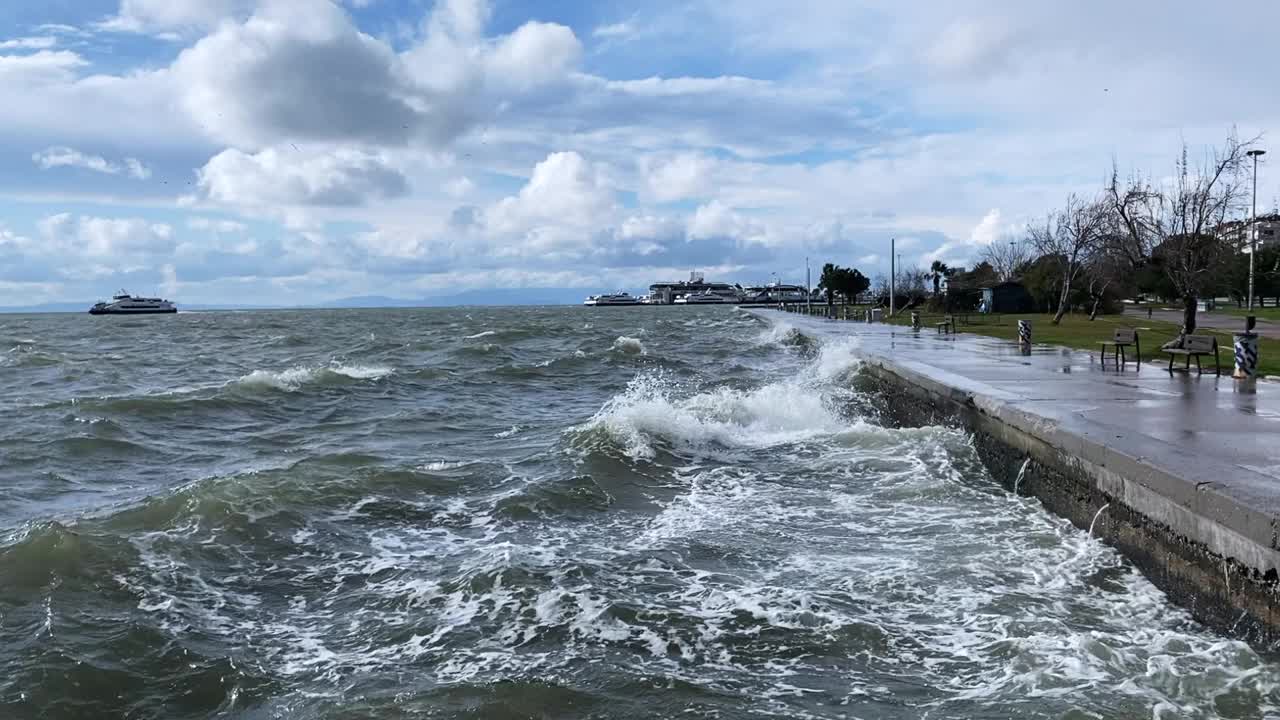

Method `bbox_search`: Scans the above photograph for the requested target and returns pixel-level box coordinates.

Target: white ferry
[583,292,642,306]
[89,290,177,315]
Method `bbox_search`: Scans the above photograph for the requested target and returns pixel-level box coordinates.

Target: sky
[1,0,1278,306]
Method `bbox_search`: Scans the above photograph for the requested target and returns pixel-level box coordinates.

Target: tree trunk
[1089,295,1102,321]
[1052,275,1072,325]
[1181,295,1198,338]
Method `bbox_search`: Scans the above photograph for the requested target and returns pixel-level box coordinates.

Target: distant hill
[0,302,86,314]
[0,302,279,314]
[312,295,426,308]
[320,288,645,308]
[1,288,644,314]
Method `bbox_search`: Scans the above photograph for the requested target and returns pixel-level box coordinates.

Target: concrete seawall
[745,308,1280,650]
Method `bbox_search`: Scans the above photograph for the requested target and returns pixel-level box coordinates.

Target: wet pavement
[747,308,1280,577]
[1126,306,1280,339]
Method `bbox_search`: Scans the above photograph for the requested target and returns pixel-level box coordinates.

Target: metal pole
[890,238,895,317]
[1249,151,1259,311]
[805,256,811,313]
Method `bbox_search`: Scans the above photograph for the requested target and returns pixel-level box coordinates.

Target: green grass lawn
[878,311,1280,377]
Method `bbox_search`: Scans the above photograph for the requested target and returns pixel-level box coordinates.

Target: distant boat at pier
[583,291,643,306]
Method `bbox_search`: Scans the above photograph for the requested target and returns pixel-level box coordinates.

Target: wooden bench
[1098,328,1140,368]
[1162,334,1221,375]
[935,315,954,334]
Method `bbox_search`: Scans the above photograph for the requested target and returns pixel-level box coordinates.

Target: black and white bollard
[1017,320,1032,354]
[1234,316,1259,379]
[911,311,920,331]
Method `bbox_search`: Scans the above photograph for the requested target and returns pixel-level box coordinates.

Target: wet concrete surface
[747,308,1280,582]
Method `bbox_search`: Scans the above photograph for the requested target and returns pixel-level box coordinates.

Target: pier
[747,307,1280,648]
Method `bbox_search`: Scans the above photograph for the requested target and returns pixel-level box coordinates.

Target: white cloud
[160,263,179,295]
[484,21,581,91]
[593,22,634,39]
[969,209,1001,246]
[198,145,409,207]
[487,151,615,246]
[188,217,249,233]
[640,153,716,203]
[920,209,1006,267]
[124,158,152,180]
[0,37,57,50]
[173,1,429,149]
[0,50,87,85]
[32,146,153,180]
[34,24,84,36]
[688,200,768,245]
[33,147,118,174]
[443,177,475,197]
[99,0,253,34]
[925,18,1016,75]
[38,213,175,258]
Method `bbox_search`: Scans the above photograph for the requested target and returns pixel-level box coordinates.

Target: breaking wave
[234,363,394,392]
[577,340,863,460]
[610,336,645,355]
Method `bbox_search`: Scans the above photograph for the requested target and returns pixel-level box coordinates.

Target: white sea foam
[494,426,520,439]
[420,460,469,471]
[234,363,394,391]
[581,340,862,460]
[611,336,645,355]
[465,330,497,339]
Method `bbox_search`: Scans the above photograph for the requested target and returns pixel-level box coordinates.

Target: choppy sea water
[1,306,1277,719]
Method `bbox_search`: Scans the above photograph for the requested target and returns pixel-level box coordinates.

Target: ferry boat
[677,290,736,304]
[89,290,177,315]
[583,292,642,306]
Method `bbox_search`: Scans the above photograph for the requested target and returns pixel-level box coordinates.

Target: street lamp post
[890,238,895,317]
[1247,149,1266,311]
[805,256,811,313]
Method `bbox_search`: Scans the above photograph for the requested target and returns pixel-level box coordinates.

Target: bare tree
[1083,242,1130,320]
[872,273,890,304]
[1027,193,1110,324]
[1107,133,1254,339]
[902,266,930,302]
[979,236,1033,281]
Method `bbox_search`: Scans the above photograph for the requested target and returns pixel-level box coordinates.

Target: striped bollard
[1017,320,1032,354]
[911,311,920,331]
[1234,333,1259,379]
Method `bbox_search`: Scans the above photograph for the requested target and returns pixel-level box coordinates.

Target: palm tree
[930,260,950,296]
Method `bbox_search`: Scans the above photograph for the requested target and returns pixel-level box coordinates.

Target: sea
[1,306,1277,719]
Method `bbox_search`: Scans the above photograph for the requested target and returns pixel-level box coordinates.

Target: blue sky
[1,0,1278,305]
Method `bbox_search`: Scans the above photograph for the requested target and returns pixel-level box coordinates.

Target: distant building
[648,271,741,304]
[1216,212,1280,253]
[980,282,1035,314]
